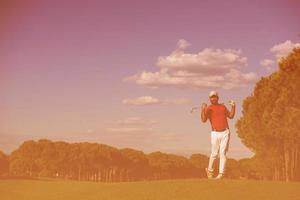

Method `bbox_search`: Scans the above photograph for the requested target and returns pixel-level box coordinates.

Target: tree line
[1,134,298,182]
[1,139,251,182]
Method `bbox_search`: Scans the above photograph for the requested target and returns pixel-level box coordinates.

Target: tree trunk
[29,165,32,177]
[98,168,101,182]
[109,167,113,182]
[105,168,109,182]
[78,165,81,181]
[284,141,290,182]
[290,143,295,181]
[273,165,279,181]
[295,143,300,180]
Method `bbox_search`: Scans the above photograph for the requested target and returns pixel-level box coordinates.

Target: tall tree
[0,150,9,177]
[236,48,300,181]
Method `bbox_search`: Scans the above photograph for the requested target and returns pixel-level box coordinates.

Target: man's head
[209,91,219,105]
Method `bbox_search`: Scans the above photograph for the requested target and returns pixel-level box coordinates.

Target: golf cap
[209,91,218,97]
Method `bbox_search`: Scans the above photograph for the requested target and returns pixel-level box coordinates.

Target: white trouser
[207,129,230,174]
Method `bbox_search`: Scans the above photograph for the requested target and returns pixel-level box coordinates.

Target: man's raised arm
[227,100,236,119]
[201,103,208,122]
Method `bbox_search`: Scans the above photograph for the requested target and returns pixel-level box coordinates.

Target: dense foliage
[1,139,245,181]
[236,48,300,181]
[0,150,9,176]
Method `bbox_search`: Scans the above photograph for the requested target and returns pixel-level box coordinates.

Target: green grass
[0,178,299,200]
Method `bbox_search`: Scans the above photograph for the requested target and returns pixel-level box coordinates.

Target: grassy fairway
[0,178,299,200]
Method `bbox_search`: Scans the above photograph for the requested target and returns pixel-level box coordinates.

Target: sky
[1,0,300,158]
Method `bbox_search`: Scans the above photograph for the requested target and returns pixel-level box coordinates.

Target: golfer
[200,91,235,179]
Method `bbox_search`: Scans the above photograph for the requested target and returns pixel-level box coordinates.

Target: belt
[212,128,228,132]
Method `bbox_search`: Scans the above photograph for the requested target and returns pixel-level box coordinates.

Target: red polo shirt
[205,104,229,131]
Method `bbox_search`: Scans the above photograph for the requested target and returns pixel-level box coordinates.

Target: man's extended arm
[227,102,236,119]
[200,103,208,122]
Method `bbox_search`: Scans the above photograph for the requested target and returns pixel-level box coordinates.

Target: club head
[190,107,199,113]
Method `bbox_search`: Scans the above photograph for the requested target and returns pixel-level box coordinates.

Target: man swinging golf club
[201,91,235,179]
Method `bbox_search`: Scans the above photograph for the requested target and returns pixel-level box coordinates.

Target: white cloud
[260,40,299,72]
[155,132,184,141]
[126,67,256,90]
[223,69,257,89]
[106,117,156,134]
[260,59,275,71]
[162,98,191,105]
[115,117,157,126]
[122,96,161,105]
[106,117,155,134]
[125,40,257,90]
[270,40,300,61]
[86,129,94,133]
[105,127,153,133]
[122,96,192,106]
[157,48,247,74]
[125,68,187,89]
[176,39,191,50]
